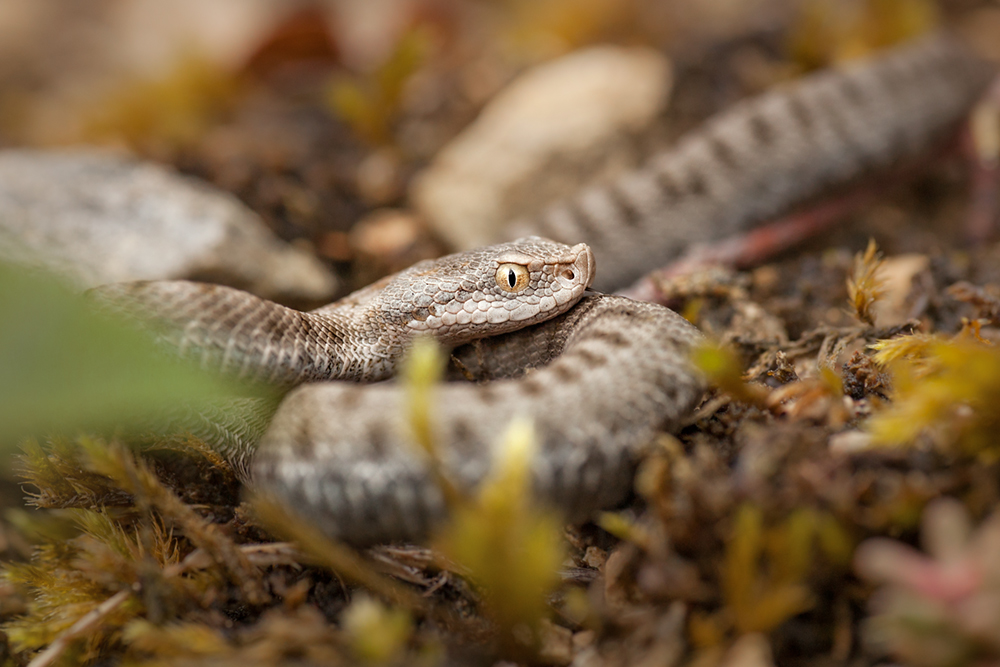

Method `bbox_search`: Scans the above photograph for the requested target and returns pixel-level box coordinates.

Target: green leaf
[0,262,236,448]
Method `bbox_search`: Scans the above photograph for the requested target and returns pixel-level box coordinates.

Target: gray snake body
[506,32,995,291]
[93,33,995,545]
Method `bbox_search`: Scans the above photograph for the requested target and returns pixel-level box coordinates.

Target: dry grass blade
[847,239,886,326]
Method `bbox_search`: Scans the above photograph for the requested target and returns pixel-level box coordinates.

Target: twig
[617,192,870,303]
[162,542,304,578]
[27,589,131,667]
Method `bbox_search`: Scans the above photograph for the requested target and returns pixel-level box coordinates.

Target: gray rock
[0,149,337,302]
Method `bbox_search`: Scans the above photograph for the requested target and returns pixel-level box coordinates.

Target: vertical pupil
[508,269,516,288]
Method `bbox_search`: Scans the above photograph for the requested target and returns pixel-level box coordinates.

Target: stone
[869,254,931,327]
[412,45,672,249]
[0,149,337,303]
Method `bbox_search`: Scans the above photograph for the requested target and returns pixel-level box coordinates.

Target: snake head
[376,236,595,346]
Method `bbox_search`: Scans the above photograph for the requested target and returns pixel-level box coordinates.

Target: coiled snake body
[95,33,995,545]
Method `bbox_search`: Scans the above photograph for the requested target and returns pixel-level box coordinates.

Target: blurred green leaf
[0,262,235,447]
[342,595,413,664]
[435,417,564,654]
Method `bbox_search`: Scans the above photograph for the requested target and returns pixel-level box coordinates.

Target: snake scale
[93,32,995,546]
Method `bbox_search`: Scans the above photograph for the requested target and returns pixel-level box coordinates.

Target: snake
[91,32,995,546]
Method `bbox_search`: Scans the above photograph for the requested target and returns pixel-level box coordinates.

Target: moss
[867,335,1000,458]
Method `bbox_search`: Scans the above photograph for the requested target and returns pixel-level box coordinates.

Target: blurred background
[2,3,1000,665]
[2,0,997,296]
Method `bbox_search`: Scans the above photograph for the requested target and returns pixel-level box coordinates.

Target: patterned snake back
[506,32,995,291]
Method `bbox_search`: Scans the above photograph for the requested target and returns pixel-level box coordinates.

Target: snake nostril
[562,269,575,280]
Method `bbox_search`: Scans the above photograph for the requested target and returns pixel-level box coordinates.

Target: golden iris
[495,263,529,292]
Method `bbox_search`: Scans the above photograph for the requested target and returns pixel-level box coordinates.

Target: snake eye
[495,263,529,292]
